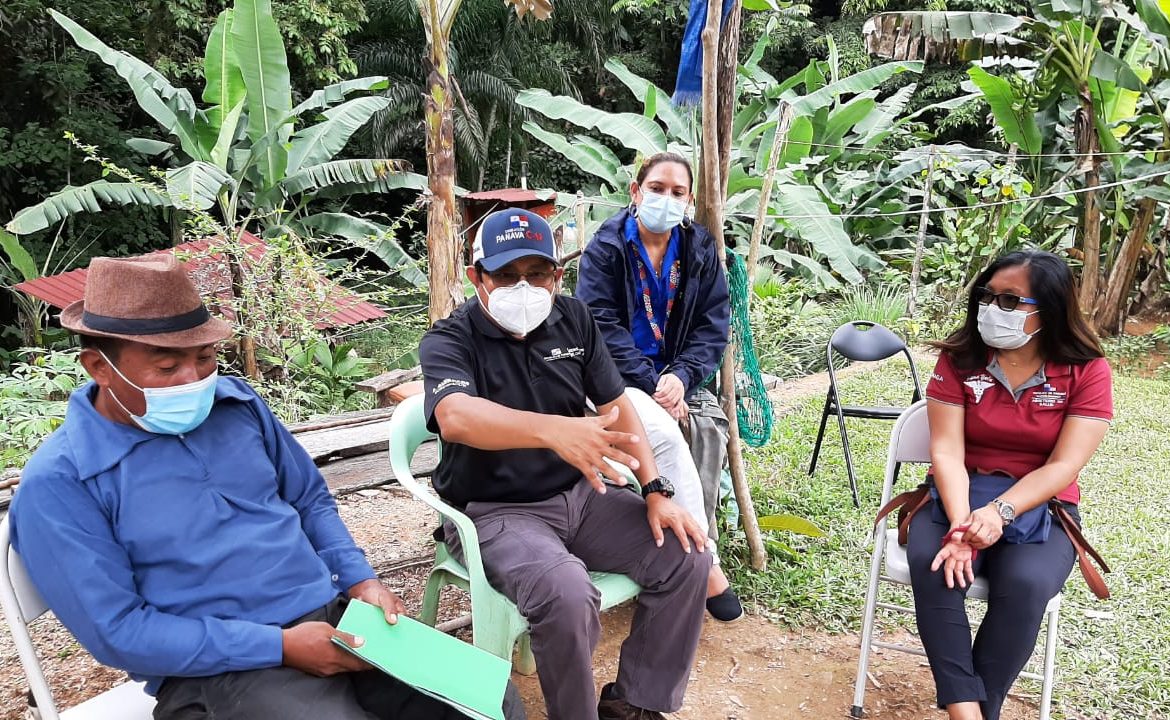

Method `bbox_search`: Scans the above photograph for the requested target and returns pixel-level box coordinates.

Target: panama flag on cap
[472,207,559,272]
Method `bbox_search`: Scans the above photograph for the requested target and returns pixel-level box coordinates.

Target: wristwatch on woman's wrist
[991,498,1016,526]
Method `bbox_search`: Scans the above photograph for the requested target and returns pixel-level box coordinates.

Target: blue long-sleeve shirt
[9,377,376,695]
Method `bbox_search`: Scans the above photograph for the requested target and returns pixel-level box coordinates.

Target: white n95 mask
[485,281,553,337]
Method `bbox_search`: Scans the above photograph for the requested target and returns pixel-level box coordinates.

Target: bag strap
[874,484,931,546]
[1050,501,1111,600]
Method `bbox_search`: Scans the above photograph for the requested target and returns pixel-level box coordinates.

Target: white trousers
[622,387,719,564]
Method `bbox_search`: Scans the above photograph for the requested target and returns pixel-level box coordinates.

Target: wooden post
[745,102,793,303]
[699,0,767,572]
[908,146,935,317]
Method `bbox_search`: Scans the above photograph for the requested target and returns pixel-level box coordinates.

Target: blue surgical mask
[637,190,688,234]
[100,351,218,435]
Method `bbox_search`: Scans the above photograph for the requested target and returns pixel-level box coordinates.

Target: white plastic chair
[851,400,1062,720]
[0,516,155,720]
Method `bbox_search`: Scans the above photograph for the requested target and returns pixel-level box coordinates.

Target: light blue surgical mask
[100,351,218,435]
[637,190,688,234]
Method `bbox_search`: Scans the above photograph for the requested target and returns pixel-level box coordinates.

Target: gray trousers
[447,481,711,720]
[153,596,526,720]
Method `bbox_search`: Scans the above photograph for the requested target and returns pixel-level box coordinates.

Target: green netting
[726,251,773,447]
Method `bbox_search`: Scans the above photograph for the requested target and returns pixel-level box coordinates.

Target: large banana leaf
[49,10,206,161]
[603,59,690,142]
[824,92,879,147]
[165,162,235,210]
[291,76,392,118]
[789,61,924,115]
[281,160,422,197]
[855,83,918,147]
[203,10,246,132]
[0,230,38,282]
[232,0,292,191]
[287,97,392,174]
[6,182,173,235]
[211,100,246,168]
[521,122,624,187]
[772,181,865,284]
[966,66,1042,155]
[299,212,427,288]
[862,12,1030,63]
[516,89,667,156]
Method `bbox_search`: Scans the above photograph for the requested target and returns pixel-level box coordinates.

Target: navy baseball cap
[472,208,559,272]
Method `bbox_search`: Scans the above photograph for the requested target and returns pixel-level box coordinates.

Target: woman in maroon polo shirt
[907,250,1113,720]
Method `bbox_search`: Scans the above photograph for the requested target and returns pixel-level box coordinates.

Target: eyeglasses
[975,286,1039,311]
[484,268,557,287]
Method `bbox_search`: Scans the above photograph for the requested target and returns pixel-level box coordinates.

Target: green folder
[332,599,510,720]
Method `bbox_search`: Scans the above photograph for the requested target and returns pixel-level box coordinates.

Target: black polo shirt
[420,295,626,506]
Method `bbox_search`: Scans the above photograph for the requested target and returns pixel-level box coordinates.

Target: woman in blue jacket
[577,152,741,621]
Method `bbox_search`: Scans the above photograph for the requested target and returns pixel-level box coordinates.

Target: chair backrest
[878,400,931,507]
[0,516,65,718]
[388,394,442,497]
[827,321,924,402]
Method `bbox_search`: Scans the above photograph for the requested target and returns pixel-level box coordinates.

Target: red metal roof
[14,231,386,330]
[464,188,556,203]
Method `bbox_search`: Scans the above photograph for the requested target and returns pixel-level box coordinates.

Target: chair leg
[837,409,861,507]
[808,393,833,475]
[419,570,445,627]
[514,632,537,676]
[1039,604,1060,720]
[851,526,889,719]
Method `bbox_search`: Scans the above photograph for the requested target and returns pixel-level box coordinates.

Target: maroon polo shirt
[926,352,1113,504]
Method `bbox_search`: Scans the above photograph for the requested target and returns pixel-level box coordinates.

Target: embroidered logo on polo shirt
[543,346,584,362]
[963,374,996,404]
[931,372,945,383]
[1032,383,1067,408]
[433,378,470,394]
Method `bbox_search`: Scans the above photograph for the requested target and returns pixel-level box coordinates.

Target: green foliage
[0,348,89,467]
[830,284,909,331]
[4,2,426,287]
[266,339,372,410]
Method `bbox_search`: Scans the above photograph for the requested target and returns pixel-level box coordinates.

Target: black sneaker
[597,683,666,720]
[705,587,743,622]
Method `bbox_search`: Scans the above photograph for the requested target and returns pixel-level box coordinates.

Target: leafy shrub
[0,349,89,468]
[750,295,835,379]
[829,284,909,331]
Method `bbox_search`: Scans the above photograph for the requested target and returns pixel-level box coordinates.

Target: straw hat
[60,255,233,347]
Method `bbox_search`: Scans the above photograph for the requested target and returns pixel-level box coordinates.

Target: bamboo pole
[745,102,793,301]
[908,146,935,317]
[699,0,767,572]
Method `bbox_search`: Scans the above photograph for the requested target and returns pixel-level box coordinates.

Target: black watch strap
[641,476,675,499]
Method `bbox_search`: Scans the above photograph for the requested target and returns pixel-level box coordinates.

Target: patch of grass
[721,360,1170,719]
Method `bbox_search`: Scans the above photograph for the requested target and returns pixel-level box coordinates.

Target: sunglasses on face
[484,268,556,287]
[975,286,1039,312]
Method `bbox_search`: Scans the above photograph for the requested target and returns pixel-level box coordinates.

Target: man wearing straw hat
[9,255,522,720]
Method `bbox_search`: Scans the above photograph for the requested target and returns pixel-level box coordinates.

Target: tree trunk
[715,1,741,202]
[423,32,465,325]
[909,147,936,316]
[1075,93,1102,312]
[699,0,766,572]
[477,101,498,192]
[1094,196,1158,335]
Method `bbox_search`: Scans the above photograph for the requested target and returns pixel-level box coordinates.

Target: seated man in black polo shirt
[420,208,711,720]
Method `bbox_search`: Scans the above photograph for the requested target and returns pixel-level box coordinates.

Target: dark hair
[932,250,1104,369]
[78,334,124,360]
[635,152,693,186]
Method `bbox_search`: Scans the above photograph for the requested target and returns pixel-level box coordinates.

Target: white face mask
[480,280,553,337]
[977,304,1039,350]
[637,190,688,234]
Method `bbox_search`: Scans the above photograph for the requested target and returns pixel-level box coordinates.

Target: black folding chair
[807,321,923,507]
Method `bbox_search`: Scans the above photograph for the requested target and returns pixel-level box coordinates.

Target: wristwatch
[641,476,675,500]
[991,498,1016,526]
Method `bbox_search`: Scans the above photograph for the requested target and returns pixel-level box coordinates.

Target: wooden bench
[355,367,424,408]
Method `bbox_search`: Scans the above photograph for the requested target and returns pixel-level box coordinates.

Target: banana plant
[861,2,1170,326]
[5,0,427,286]
[518,41,931,287]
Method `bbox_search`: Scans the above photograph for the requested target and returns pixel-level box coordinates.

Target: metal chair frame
[0,517,155,720]
[851,400,1062,720]
[808,321,923,507]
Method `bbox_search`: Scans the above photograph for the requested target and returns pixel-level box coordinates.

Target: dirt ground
[0,486,1037,720]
